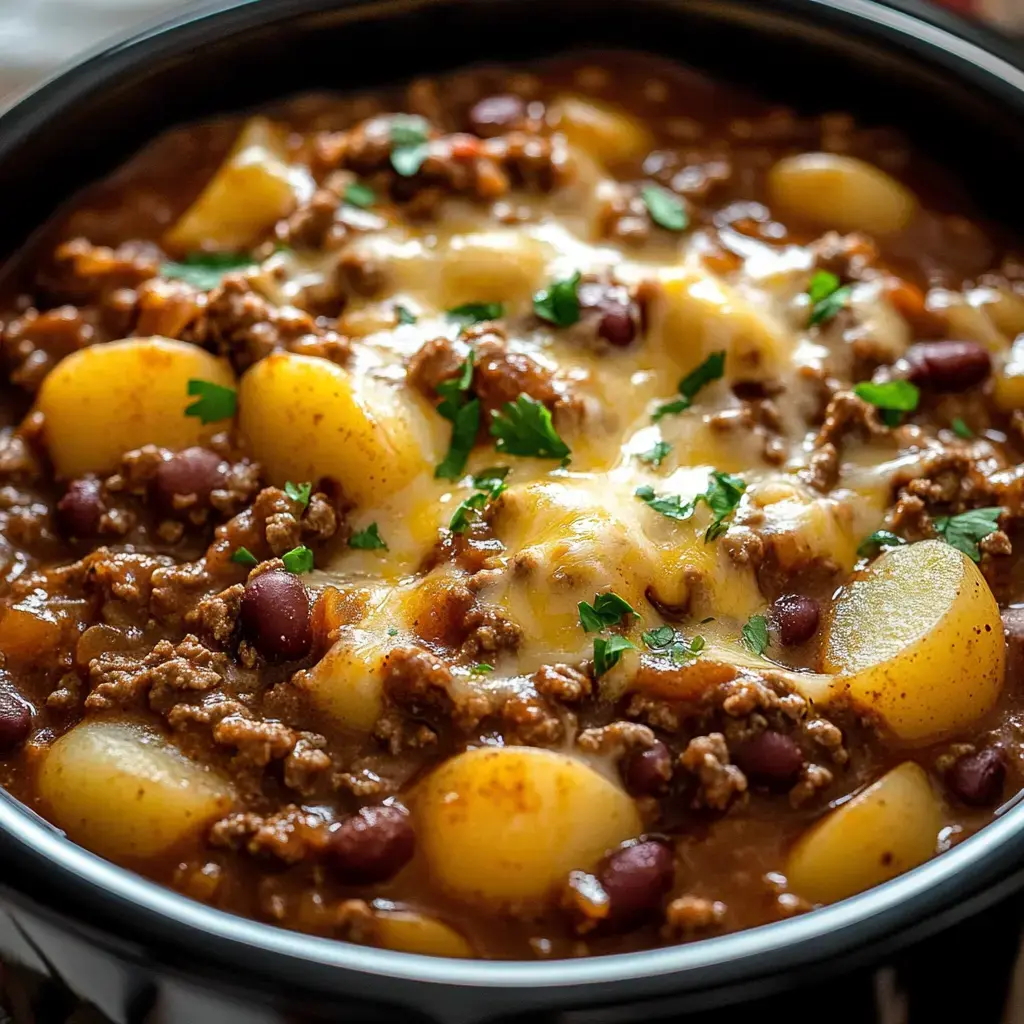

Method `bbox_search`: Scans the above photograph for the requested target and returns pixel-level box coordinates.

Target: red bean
[770,594,820,646]
[154,447,227,509]
[947,748,1005,807]
[325,804,415,883]
[598,840,674,926]
[904,341,991,392]
[622,741,672,796]
[240,570,312,661]
[468,94,526,137]
[0,688,31,751]
[578,281,640,347]
[731,731,803,787]
[56,478,105,539]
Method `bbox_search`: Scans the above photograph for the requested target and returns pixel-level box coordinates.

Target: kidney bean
[578,281,639,347]
[770,594,820,646]
[903,341,991,392]
[468,94,526,137]
[240,570,312,661]
[154,447,227,509]
[731,731,803,787]
[947,747,1005,807]
[622,741,672,796]
[56,478,105,539]
[0,689,31,751]
[598,840,674,926]
[325,804,415,883]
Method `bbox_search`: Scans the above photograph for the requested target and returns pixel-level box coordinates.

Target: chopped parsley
[652,351,726,421]
[857,529,907,558]
[853,379,920,427]
[642,625,705,665]
[934,507,1002,562]
[952,417,974,439]
[634,485,696,522]
[281,545,314,574]
[161,251,257,290]
[285,481,312,509]
[434,355,479,481]
[807,270,853,326]
[389,114,430,176]
[741,614,769,656]
[637,440,672,468]
[635,470,746,541]
[343,182,376,208]
[387,626,399,637]
[470,663,495,675]
[593,634,636,677]
[185,379,237,424]
[349,523,388,551]
[231,546,258,568]
[578,592,635,633]
[533,271,581,327]
[449,467,510,533]
[394,304,418,325]
[490,394,570,461]
[641,184,689,232]
[447,302,505,326]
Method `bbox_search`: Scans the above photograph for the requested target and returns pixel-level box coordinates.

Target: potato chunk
[165,117,313,252]
[238,352,441,505]
[374,910,473,958]
[768,153,917,235]
[38,720,234,861]
[297,626,386,732]
[787,762,942,904]
[440,231,553,308]
[824,540,1004,741]
[36,337,236,478]
[551,95,653,166]
[416,746,642,907]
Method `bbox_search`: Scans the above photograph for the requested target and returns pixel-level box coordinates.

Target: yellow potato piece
[440,231,552,308]
[38,720,234,861]
[36,337,236,478]
[787,762,942,904]
[416,746,642,908]
[374,910,473,958]
[768,153,917,235]
[297,626,386,732]
[238,352,440,505]
[552,95,653,167]
[165,117,313,252]
[994,337,1024,412]
[824,540,1004,741]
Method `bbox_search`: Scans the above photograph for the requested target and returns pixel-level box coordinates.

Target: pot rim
[1,0,1023,1003]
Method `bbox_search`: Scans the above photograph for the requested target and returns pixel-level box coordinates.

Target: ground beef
[2,305,96,391]
[41,237,162,304]
[662,895,728,938]
[532,663,592,702]
[678,733,748,810]
[210,807,328,864]
[813,390,888,450]
[576,721,656,757]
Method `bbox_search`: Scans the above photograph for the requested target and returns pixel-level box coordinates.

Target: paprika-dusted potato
[551,95,653,166]
[787,762,943,904]
[238,352,441,505]
[36,338,236,478]
[374,909,474,958]
[768,152,917,235]
[38,720,234,861]
[416,746,642,907]
[164,117,314,252]
[297,625,387,732]
[824,540,1004,741]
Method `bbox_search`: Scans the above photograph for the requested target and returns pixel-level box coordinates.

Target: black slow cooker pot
[2,1,1024,1021]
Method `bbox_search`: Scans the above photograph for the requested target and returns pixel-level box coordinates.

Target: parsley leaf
[635,484,696,522]
[652,351,726,421]
[394,304,417,325]
[434,356,478,481]
[637,440,672,468]
[285,481,312,509]
[533,271,581,327]
[343,182,376,208]
[854,379,920,427]
[387,626,400,637]
[490,394,570,461]
[641,184,689,232]
[231,546,258,567]
[447,302,504,326]
[807,270,853,326]
[389,114,430,177]
[741,614,769,655]
[636,470,745,540]
[349,523,387,551]
[470,663,494,675]
[642,625,705,665]
[578,592,635,633]
[185,379,237,424]
[593,634,636,677]
[934,507,1002,562]
[161,252,257,290]
[952,417,974,439]
[281,545,314,574]
[449,467,509,533]
[857,529,907,558]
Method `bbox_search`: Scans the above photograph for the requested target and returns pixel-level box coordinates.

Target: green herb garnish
[856,530,907,558]
[387,626,399,637]
[449,467,510,533]
[231,546,258,567]
[490,394,570,461]
[593,634,636,677]
[578,592,635,633]
[185,379,237,424]
[161,252,257,290]
[934,507,1002,562]
[343,182,376,208]
[285,481,312,509]
[642,625,705,665]
[447,302,505,326]
[637,440,672,468]
[395,304,418,325]
[635,485,696,522]
[652,351,726,421]
[349,523,388,551]
[854,379,920,427]
[952,417,974,439]
[470,663,495,675]
[641,184,689,232]
[281,545,314,574]
[741,614,769,655]
[533,271,581,327]
[635,470,746,541]
[434,355,479,481]
[807,270,853,326]
[389,114,430,177]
